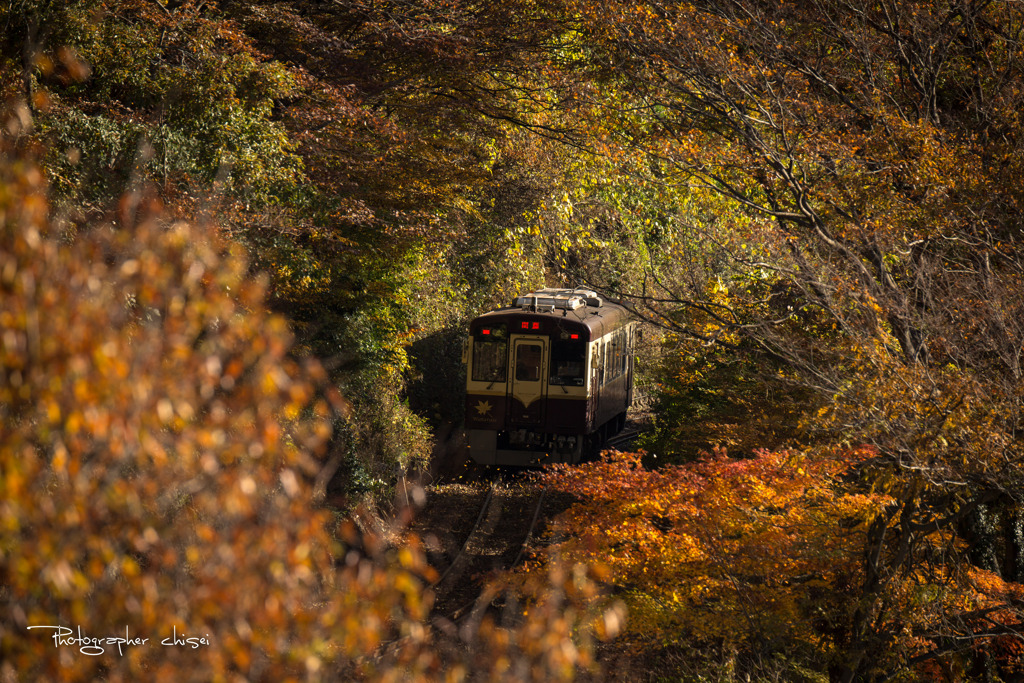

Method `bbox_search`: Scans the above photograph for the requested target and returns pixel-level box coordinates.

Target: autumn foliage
[5,0,1024,680]
[529,448,1024,679]
[527,449,877,673]
[0,138,431,680]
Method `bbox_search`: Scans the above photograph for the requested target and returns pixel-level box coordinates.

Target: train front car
[465,288,634,466]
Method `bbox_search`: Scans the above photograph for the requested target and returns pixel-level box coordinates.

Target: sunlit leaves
[523,448,886,674]
[524,442,1024,678]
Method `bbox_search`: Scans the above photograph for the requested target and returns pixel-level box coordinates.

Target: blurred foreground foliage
[0,137,611,681]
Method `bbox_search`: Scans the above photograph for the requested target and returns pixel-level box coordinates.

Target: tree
[527,448,1024,680]
[0,0,303,218]
[0,130,438,680]
[543,1,1024,677]
[207,0,611,487]
[0,125,619,681]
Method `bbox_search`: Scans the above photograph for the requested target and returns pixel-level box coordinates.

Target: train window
[599,330,628,385]
[515,343,543,381]
[472,325,507,382]
[608,335,619,382]
[615,332,624,378]
[549,339,585,386]
[618,327,626,374]
[602,337,614,384]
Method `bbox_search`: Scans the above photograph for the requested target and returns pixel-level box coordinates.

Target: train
[464,288,636,466]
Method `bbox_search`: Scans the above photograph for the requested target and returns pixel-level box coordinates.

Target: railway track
[408,478,558,625]
[412,419,645,622]
[603,426,641,452]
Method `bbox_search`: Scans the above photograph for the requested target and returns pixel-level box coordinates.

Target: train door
[508,337,547,426]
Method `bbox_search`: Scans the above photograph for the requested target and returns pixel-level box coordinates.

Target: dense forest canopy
[2,0,1024,680]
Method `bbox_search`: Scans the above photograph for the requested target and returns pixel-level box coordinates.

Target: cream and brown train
[464,288,636,465]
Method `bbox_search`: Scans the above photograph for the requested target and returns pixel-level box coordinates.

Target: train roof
[470,288,633,340]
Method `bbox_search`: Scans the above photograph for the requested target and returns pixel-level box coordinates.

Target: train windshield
[549,339,586,386]
[471,325,507,382]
